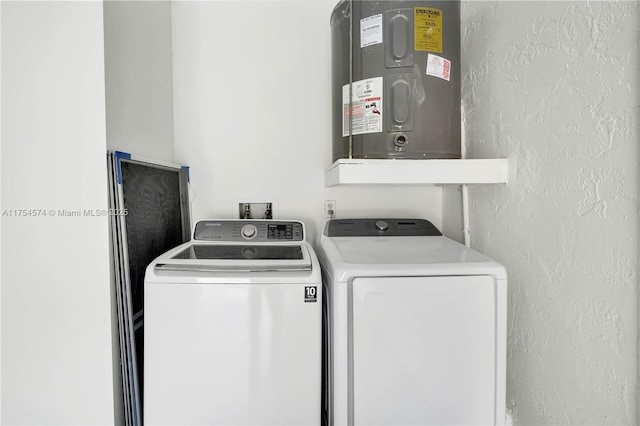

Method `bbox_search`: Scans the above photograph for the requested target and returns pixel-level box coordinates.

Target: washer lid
[172,244,304,260]
[154,242,312,272]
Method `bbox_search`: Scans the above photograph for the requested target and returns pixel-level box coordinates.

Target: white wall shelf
[325,158,509,186]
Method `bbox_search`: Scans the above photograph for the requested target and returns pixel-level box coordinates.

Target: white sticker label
[426,53,451,81]
[304,286,317,303]
[360,14,383,48]
[342,77,383,137]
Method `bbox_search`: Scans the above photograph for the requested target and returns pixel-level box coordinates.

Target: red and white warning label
[426,53,451,81]
[342,77,383,137]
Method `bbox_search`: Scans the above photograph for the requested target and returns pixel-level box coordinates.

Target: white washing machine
[316,219,507,426]
[144,220,322,425]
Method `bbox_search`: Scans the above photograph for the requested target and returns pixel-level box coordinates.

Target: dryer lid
[329,236,488,265]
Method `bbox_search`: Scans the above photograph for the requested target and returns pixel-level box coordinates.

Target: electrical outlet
[325,200,336,219]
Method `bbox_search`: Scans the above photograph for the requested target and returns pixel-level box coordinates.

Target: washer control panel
[194,220,304,242]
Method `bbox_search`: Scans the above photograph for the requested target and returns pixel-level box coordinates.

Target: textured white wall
[171,0,443,243]
[461,1,638,424]
[1,1,116,424]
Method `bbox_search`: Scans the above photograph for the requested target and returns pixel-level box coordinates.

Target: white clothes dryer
[316,219,507,426]
[144,220,321,426]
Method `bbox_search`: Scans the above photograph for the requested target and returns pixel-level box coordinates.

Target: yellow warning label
[414,7,443,53]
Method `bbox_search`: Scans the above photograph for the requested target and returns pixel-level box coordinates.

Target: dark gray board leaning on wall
[107,151,191,426]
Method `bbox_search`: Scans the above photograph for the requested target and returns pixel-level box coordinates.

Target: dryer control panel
[194,220,304,242]
[326,218,442,237]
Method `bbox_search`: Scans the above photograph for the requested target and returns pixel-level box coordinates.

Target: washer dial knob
[375,220,389,231]
[241,224,257,239]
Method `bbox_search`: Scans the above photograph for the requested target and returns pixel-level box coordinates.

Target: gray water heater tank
[331,0,461,161]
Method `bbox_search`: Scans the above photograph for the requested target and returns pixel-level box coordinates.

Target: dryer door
[351,275,496,425]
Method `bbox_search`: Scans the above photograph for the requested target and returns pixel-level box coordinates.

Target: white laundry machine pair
[316,218,508,426]
[144,220,322,426]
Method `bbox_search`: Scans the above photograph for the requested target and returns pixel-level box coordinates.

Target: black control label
[304,286,317,303]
